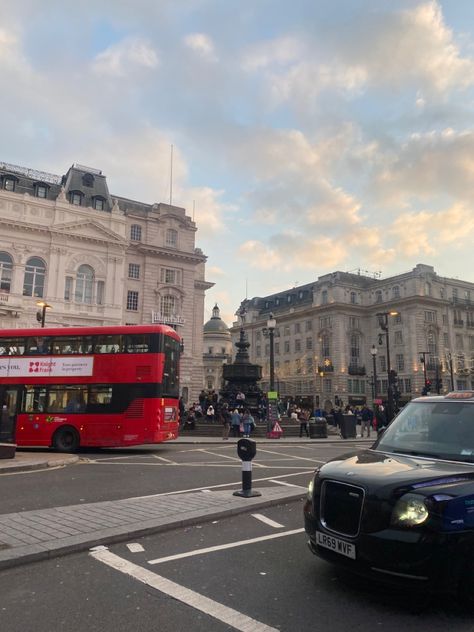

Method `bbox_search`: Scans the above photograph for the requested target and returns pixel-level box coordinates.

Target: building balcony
[454,319,464,327]
[348,364,366,376]
[318,364,334,373]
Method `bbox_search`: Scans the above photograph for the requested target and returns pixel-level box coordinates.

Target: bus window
[22,386,47,412]
[126,334,150,353]
[87,386,113,412]
[94,335,124,354]
[47,386,87,412]
[27,337,52,355]
[162,337,180,397]
[0,338,26,355]
[53,336,83,355]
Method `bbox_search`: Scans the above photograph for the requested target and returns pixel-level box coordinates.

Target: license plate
[316,531,356,559]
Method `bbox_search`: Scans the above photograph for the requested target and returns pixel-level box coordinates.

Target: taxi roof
[412,391,474,403]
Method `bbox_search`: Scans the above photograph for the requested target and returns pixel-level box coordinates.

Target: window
[130,224,142,241]
[0,252,13,293]
[394,313,402,324]
[93,198,105,211]
[3,177,15,191]
[350,334,360,363]
[320,334,330,359]
[394,331,403,345]
[375,290,382,303]
[64,276,73,301]
[35,184,47,199]
[349,317,359,329]
[295,339,301,352]
[94,335,124,354]
[306,337,313,350]
[127,290,139,311]
[295,359,301,374]
[160,295,176,317]
[456,333,464,349]
[96,281,105,305]
[350,291,357,304]
[284,341,290,353]
[265,344,270,356]
[379,356,386,372]
[453,288,459,301]
[392,286,400,299]
[319,316,332,329]
[70,191,82,206]
[321,290,328,305]
[284,325,290,336]
[306,357,313,373]
[444,333,449,347]
[275,342,280,355]
[166,229,178,247]
[75,264,94,304]
[161,268,180,284]
[442,314,448,325]
[128,263,140,279]
[396,354,405,371]
[425,311,436,323]
[295,323,301,334]
[323,379,332,392]
[306,320,312,332]
[23,257,46,297]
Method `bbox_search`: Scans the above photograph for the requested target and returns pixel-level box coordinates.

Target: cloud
[92,37,159,77]
[184,33,217,61]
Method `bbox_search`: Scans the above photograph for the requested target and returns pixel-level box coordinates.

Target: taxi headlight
[307,478,314,501]
[391,494,429,527]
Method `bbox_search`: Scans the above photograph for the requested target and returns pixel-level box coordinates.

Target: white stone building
[202,304,232,392]
[0,160,213,403]
[232,264,474,410]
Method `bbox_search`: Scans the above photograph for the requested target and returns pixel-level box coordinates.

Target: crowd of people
[286,402,388,438]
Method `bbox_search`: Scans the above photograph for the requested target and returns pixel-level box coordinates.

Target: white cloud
[184,33,217,61]
[92,37,159,77]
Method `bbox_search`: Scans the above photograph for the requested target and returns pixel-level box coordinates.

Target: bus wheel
[53,426,80,453]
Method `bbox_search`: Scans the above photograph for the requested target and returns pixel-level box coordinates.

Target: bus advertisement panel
[0,325,181,452]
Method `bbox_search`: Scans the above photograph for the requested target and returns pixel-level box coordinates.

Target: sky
[2,1,474,326]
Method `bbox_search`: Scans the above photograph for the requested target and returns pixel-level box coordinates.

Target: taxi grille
[320,480,364,537]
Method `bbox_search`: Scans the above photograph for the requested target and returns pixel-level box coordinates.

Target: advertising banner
[0,356,94,378]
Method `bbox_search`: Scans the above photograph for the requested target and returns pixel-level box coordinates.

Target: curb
[0,488,306,571]
[0,454,80,474]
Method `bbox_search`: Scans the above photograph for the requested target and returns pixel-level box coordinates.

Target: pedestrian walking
[242,409,254,437]
[360,405,373,438]
[230,409,241,437]
[220,404,231,440]
[298,408,310,438]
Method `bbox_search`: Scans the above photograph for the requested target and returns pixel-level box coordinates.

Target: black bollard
[233,438,261,498]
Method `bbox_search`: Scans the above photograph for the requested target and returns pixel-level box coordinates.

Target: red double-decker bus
[0,325,181,452]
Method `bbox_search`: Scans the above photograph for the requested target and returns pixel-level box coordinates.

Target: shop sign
[151,311,185,326]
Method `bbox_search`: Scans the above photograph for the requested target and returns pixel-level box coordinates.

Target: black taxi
[304,392,474,598]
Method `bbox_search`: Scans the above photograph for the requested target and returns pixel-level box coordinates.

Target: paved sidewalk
[0,484,307,571]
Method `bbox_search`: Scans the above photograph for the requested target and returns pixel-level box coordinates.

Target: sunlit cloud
[184,33,217,61]
[92,37,159,77]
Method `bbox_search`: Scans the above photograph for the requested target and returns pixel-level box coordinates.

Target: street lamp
[263,313,276,392]
[36,301,52,328]
[370,344,378,403]
[376,311,398,422]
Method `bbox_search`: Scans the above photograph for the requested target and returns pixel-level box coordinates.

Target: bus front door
[0,386,20,458]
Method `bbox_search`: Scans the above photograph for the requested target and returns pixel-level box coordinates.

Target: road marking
[128,471,310,500]
[269,479,304,488]
[197,449,243,463]
[152,455,177,464]
[90,548,278,632]
[251,513,284,528]
[148,528,304,565]
[257,447,326,463]
[126,543,145,553]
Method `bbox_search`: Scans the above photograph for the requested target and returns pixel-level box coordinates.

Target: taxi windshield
[375,401,474,463]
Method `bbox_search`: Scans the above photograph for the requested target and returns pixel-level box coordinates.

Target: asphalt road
[1,442,360,514]
[1,502,472,632]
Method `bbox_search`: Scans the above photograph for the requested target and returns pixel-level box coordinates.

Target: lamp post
[419,351,430,394]
[263,313,276,392]
[370,344,378,405]
[36,301,52,328]
[377,311,398,422]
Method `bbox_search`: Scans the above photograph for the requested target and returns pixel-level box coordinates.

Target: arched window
[75,264,94,304]
[165,229,178,247]
[0,252,13,293]
[130,224,142,241]
[23,257,46,297]
[160,295,176,318]
[350,291,357,304]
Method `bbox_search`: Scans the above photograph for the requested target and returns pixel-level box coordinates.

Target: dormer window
[35,183,48,199]
[82,173,94,187]
[3,177,16,192]
[93,197,105,211]
[70,191,83,206]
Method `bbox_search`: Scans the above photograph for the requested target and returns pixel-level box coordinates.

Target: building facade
[0,160,213,403]
[233,264,474,410]
[202,304,232,393]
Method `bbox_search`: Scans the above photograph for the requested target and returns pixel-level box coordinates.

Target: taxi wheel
[53,426,80,453]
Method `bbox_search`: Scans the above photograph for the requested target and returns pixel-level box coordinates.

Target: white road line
[197,449,243,463]
[251,513,284,529]
[257,447,326,464]
[269,479,305,488]
[147,528,304,565]
[128,471,310,500]
[90,548,278,632]
[126,543,145,553]
[153,455,177,464]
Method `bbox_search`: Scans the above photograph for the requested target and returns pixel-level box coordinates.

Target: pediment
[52,220,126,244]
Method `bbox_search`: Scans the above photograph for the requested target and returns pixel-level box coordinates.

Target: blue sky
[2,1,474,326]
